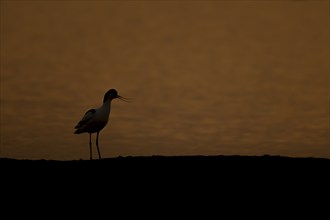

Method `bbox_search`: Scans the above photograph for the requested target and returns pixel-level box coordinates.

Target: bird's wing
[74,109,96,129]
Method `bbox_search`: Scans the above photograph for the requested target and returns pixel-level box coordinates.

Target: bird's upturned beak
[117,95,130,102]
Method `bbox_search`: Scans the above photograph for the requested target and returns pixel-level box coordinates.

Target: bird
[74,89,129,160]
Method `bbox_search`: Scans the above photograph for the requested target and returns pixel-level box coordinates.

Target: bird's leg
[89,133,92,160]
[96,131,102,160]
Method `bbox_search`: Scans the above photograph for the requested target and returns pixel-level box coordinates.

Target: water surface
[1,1,329,160]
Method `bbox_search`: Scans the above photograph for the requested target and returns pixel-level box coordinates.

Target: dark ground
[1,155,329,178]
[1,155,329,215]
[2,155,329,195]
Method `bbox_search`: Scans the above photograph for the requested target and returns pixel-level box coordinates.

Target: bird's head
[103,89,129,103]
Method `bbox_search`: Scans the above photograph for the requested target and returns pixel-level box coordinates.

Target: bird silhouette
[74,89,128,160]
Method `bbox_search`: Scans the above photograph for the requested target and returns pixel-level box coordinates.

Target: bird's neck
[102,99,111,112]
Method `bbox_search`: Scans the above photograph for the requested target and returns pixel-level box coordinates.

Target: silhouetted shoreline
[2,155,329,199]
[2,154,329,161]
[1,154,329,165]
[2,155,329,164]
[2,155,329,177]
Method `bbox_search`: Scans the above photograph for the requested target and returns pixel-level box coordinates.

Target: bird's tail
[74,129,83,134]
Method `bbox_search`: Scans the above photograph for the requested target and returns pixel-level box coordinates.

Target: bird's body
[74,102,110,134]
[74,89,128,160]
